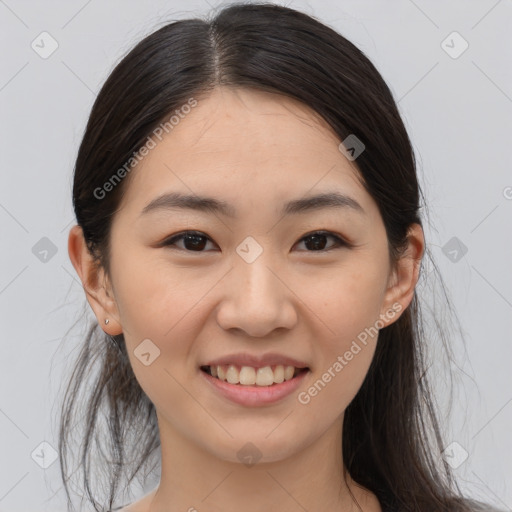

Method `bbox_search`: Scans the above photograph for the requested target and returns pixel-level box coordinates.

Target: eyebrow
[139,191,365,218]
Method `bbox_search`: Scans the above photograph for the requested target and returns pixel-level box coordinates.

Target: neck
[146,413,379,512]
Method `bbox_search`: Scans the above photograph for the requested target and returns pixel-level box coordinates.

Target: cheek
[299,308,380,422]
[311,259,387,339]
[299,262,385,409]
[112,255,217,399]
[111,249,214,340]
[298,341,376,432]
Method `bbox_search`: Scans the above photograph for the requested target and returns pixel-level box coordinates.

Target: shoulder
[380,498,506,512]
[112,488,158,512]
[462,498,507,512]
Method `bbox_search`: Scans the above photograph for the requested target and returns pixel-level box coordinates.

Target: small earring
[104,319,110,325]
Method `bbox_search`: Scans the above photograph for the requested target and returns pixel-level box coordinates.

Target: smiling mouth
[200,364,309,387]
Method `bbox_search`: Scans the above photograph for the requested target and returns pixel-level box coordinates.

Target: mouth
[200,364,309,387]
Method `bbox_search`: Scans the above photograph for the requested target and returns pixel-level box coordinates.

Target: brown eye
[162,230,349,253]
[163,231,216,252]
[295,231,348,252]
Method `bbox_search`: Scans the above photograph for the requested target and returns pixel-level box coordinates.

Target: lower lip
[200,368,310,407]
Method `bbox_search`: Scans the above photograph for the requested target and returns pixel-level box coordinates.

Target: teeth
[273,365,284,384]
[207,364,302,386]
[256,366,274,386]
[284,365,294,381]
[239,366,256,385]
[226,365,239,384]
[217,365,226,381]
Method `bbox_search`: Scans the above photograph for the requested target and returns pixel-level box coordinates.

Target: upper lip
[201,352,309,369]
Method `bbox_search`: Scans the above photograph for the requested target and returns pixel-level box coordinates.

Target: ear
[67,225,123,336]
[378,223,424,328]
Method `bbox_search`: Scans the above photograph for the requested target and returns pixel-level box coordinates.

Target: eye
[294,231,349,252]
[162,230,349,253]
[162,231,216,252]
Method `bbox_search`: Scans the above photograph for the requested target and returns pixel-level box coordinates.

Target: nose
[215,253,298,338]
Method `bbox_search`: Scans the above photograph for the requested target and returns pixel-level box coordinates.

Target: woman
[60,3,501,511]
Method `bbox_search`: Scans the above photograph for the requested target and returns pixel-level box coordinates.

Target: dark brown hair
[58,3,496,511]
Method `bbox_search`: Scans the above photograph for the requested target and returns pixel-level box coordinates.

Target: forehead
[119,87,369,215]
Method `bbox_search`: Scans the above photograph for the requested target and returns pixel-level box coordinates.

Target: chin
[199,430,309,466]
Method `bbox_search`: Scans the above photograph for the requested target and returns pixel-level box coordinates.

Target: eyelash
[162,230,350,253]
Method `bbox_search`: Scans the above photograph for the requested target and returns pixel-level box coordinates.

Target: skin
[68,86,424,512]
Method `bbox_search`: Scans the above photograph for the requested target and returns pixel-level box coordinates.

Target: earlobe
[67,225,123,335]
[379,223,425,328]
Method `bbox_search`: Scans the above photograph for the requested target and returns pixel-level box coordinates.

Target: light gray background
[0,1,511,511]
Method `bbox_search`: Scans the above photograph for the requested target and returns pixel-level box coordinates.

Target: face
[83,87,414,464]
